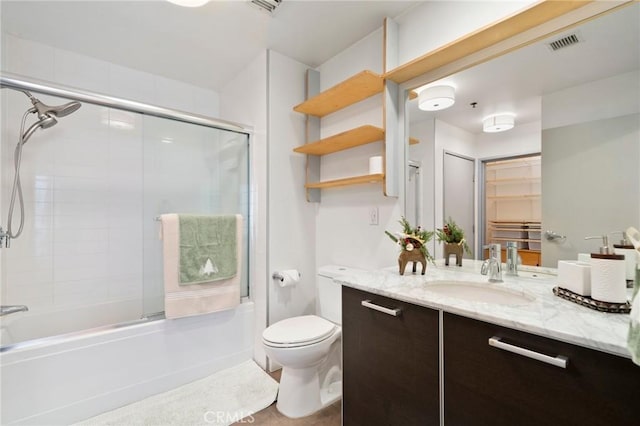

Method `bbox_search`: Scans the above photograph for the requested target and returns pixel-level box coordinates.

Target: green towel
[179,214,237,285]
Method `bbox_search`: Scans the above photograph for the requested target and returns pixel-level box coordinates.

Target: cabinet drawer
[444,312,640,426]
[342,286,440,425]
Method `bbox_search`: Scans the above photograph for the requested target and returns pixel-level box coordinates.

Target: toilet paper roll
[369,156,383,175]
[590,256,627,303]
[274,269,301,288]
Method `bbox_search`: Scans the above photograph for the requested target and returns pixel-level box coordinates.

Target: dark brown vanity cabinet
[443,312,640,426]
[342,286,440,425]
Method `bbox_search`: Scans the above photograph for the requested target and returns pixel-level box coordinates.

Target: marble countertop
[335,260,633,358]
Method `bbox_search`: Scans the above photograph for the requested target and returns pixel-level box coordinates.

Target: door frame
[407,159,423,228]
[478,151,541,258]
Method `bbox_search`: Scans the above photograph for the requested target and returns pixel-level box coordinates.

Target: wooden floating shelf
[486,177,540,184]
[487,194,541,200]
[305,173,384,189]
[293,70,384,117]
[409,137,419,145]
[383,1,590,84]
[294,125,384,156]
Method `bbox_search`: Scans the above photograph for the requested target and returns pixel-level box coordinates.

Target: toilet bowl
[263,265,358,418]
[263,315,341,418]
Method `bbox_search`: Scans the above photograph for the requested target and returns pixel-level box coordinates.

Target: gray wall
[541,113,640,266]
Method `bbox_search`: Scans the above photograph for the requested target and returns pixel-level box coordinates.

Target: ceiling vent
[546,33,582,51]
[249,0,282,15]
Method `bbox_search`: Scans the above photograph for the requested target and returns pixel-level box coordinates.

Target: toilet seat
[263,315,337,348]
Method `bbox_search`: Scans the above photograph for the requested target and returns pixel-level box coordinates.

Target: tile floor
[232,370,341,426]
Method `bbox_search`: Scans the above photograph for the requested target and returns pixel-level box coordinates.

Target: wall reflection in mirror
[407,3,640,268]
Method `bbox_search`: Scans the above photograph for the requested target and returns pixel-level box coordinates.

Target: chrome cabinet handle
[361,300,402,317]
[488,336,569,369]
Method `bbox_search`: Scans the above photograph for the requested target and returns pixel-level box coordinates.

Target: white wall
[1,34,219,116]
[542,70,640,130]
[396,1,536,65]
[266,50,317,327]
[541,71,640,265]
[475,119,542,160]
[218,51,269,369]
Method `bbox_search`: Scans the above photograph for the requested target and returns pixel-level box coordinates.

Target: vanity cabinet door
[342,286,439,426]
[443,312,640,426]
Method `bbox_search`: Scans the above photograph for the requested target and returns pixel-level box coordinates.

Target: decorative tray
[553,286,631,314]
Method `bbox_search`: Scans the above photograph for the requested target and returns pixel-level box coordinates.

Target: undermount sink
[425,281,535,306]
[515,270,554,280]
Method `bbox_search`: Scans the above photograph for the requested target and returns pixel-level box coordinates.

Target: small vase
[444,242,464,267]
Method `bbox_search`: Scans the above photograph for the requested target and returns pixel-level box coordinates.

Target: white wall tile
[109,63,156,106]
[53,48,110,94]
[1,33,55,81]
[154,75,195,112]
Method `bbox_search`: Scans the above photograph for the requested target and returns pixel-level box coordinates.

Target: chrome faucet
[0,305,29,317]
[481,243,503,282]
[505,241,518,276]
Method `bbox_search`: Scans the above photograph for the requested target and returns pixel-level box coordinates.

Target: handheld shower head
[22,113,57,144]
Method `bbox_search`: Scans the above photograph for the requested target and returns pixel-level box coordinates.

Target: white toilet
[262,265,355,418]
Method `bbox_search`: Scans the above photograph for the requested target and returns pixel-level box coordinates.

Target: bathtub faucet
[0,305,29,316]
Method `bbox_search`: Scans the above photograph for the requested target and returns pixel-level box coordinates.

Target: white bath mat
[76,360,278,426]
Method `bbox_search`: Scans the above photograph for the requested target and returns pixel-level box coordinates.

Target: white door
[443,152,475,258]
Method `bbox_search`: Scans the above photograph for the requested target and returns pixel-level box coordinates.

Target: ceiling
[409,3,640,133]
[0,0,420,91]
[3,1,637,130]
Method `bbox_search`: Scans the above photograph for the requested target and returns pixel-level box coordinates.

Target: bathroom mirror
[405,3,640,267]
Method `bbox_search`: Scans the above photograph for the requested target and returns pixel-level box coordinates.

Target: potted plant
[436,217,471,266]
[385,217,434,275]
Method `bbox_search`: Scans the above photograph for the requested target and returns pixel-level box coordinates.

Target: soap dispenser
[585,235,627,303]
[611,231,638,285]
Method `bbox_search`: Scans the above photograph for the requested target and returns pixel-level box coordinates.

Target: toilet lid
[263,315,336,347]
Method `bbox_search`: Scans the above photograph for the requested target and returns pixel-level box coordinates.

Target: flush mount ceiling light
[418,85,456,111]
[483,113,516,133]
[166,0,210,7]
[249,0,283,14]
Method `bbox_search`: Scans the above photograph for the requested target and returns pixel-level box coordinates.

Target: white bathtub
[0,301,254,425]
[0,299,144,346]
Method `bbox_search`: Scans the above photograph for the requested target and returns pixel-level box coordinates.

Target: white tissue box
[558,260,592,296]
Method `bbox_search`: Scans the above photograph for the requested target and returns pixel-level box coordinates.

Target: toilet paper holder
[272,271,302,281]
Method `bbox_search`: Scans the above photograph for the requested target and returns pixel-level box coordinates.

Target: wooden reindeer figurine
[398,239,427,275]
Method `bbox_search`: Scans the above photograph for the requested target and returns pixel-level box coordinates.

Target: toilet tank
[317,265,362,325]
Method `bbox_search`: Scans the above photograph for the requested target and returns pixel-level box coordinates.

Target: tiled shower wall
[1,34,248,343]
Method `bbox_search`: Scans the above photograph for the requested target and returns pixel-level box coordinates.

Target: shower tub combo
[0,74,255,425]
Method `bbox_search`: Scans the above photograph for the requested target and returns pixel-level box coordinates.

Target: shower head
[23,90,81,118]
[31,98,81,118]
[21,113,58,144]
